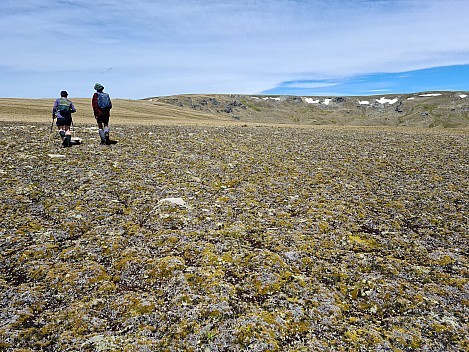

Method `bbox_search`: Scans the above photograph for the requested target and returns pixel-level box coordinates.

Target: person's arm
[52,99,58,117]
[70,102,76,113]
[92,93,98,116]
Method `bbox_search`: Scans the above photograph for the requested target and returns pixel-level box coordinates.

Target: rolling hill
[0,91,468,127]
[150,91,469,128]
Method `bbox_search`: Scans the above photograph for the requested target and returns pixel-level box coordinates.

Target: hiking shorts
[56,117,72,127]
[96,115,110,125]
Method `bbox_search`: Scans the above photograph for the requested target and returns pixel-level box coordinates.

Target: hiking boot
[63,135,72,147]
[104,131,110,144]
[59,130,66,140]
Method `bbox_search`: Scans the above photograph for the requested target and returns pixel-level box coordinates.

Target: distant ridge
[148,91,469,128]
[0,91,468,127]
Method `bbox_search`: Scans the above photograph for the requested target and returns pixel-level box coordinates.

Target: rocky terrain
[0,120,467,351]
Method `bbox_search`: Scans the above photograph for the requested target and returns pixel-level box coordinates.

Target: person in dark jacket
[52,90,76,147]
[92,83,113,144]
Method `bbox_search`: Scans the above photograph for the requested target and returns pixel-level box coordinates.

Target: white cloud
[0,0,469,98]
[282,82,339,89]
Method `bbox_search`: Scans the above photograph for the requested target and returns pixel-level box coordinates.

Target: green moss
[344,328,383,347]
[436,255,454,266]
[348,234,381,251]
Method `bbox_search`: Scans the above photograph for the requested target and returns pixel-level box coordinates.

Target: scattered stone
[159,197,187,206]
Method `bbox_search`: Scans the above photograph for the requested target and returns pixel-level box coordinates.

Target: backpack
[58,98,71,115]
[97,92,112,110]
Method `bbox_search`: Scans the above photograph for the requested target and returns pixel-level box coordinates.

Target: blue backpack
[97,92,112,110]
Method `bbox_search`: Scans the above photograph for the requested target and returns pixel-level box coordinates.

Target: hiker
[52,90,76,147]
[92,83,113,144]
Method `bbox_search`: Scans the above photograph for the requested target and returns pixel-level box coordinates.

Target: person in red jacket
[92,83,113,144]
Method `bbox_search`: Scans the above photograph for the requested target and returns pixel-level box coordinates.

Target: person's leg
[58,122,66,141]
[63,124,72,147]
[103,123,110,143]
[102,115,111,144]
[55,118,65,140]
[97,121,106,144]
[97,119,106,144]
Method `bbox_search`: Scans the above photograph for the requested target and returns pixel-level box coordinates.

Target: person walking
[52,90,76,147]
[92,83,113,144]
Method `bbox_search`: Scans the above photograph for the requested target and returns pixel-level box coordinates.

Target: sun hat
[60,90,68,97]
[94,83,104,91]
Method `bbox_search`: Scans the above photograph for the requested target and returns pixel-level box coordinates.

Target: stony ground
[0,122,468,351]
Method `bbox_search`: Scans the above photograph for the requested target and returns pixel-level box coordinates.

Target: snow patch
[304,98,332,105]
[359,100,370,105]
[419,93,442,97]
[459,94,467,98]
[407,97,415,100]
[376,97,398,105]
[263,97,281,101]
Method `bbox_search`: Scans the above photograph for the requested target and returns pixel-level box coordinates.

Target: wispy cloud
[264,65,469,96]
[280,81,340,89]
[1,0,468,98]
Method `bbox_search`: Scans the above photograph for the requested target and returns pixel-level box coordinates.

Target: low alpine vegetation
[0,122,467,351]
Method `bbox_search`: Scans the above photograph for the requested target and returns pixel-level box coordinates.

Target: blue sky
[1,0,469,99]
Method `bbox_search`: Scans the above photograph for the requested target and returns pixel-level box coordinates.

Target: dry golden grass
[0,98,238,126]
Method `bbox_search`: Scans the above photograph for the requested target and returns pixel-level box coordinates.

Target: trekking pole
[48,115,55,146]
[50,116,55,133]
